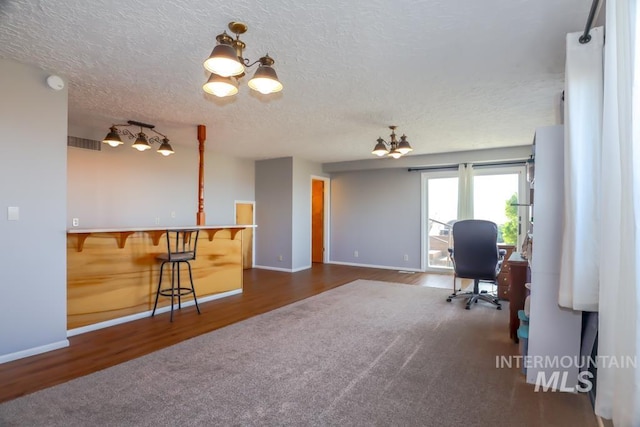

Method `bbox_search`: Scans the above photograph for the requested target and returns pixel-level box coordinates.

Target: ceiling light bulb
[203,73,239,97]
[372,139,388,157]
[249,77,283,94]
[397,135,413,155]
[204,44,244,77]
[389,150,403,159]
[102,126,123,147]
[132,133,151,151]
[248,60,283,94]
[157,139,174,156]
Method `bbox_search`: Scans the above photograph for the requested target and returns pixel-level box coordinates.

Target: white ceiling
[0,0,598,163]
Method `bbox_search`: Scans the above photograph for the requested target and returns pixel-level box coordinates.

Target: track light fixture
[371,126,413,159]
[102,120,175,156]
[203,21,283,97]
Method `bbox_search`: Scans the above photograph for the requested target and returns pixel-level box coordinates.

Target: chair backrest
[164,229,199,261]
[450,219,500,280]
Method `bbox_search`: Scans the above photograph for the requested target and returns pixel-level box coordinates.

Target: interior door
[235,202,254,269]
[311,179,324,263]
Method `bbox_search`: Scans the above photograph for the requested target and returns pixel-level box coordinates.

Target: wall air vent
[67,136,101,151]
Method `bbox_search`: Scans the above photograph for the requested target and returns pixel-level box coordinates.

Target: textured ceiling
[0,0,597,163]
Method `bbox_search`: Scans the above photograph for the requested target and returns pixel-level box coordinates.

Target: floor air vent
[67,136,101,151]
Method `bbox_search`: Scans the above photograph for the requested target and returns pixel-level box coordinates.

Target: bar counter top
[68,224,256,233]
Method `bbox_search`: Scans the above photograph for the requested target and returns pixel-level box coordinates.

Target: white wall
[526,125,582,388]
[0,59,69,362]
[67,127,254,228]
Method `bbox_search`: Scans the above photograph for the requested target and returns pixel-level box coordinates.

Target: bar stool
[151,229,201,322]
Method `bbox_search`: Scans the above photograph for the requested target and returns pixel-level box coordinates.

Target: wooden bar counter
[67,225,249,332]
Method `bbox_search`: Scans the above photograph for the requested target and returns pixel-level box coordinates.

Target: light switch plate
[8,206,19,221]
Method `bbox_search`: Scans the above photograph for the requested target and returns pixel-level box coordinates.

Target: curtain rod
[407,159,528,172]
[579,0,602,44]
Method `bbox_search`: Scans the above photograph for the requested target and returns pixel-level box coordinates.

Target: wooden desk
[507,252,529,343]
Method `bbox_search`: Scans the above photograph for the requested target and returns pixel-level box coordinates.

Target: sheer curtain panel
[595,1,640,424]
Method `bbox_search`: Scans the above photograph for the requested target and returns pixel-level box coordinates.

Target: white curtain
[558,27,603,311]
[596,0,640,424]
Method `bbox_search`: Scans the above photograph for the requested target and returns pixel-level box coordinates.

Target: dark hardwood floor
[0,264,452,404]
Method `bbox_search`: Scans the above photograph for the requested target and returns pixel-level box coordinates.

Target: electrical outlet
[354,250,359,258]
[404,254,409,261]
[72,218,79,227]
[155,217,160,225]
[278,255,283,262]
[170,211,176,218]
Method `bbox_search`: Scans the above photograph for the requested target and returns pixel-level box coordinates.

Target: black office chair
[446,220,505,310]
[152,229,201,322]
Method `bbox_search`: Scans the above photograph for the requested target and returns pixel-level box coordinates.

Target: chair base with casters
[447,278,502,310]
[151,229,201,322]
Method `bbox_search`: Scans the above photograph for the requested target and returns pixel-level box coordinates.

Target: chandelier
[102,120,175,156]
[371,125,413,159]
[202,21,283,98]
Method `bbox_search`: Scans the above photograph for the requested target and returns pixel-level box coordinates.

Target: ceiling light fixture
[371,125,413,159]
[102,120,175,156]
[203,21,283,97]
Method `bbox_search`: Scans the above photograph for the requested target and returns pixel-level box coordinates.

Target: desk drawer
[498,273,510,300]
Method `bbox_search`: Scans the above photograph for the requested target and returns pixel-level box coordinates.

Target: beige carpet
[0,280,595,426]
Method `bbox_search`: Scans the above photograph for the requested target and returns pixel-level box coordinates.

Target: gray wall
[292,158,327,271]
[0,59,69,361]
[255,157,326,271]
[67,127,254,228]
[326,146,534,271]
[255,157,293,269]
[330,168,422,270]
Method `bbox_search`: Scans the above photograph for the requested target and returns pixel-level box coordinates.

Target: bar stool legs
[151,260,200,322]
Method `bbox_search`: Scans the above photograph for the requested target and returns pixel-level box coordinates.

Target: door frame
[471,165,528,249]
[420,165,528,272]
[420,170,460,272]
[234,200,255,268]
[310,175,331,263]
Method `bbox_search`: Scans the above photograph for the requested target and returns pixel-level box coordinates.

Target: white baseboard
[254,265,291,272]
[67,288,243,337]
[0,339,70,365]
[327,260,423,272]
[253,264,312,273]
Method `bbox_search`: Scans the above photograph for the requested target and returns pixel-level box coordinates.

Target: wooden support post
[197,125,206,225]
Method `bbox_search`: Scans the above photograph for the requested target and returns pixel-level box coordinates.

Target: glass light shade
[397,135,413,155]
[157,139,174,156]
[132,133,151,151]
[248,65,283,94]
[203,44,244,77]
[102,127,123,147]
[372,139,388,157]
[202,73,239,97]
[389,149,403,159]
